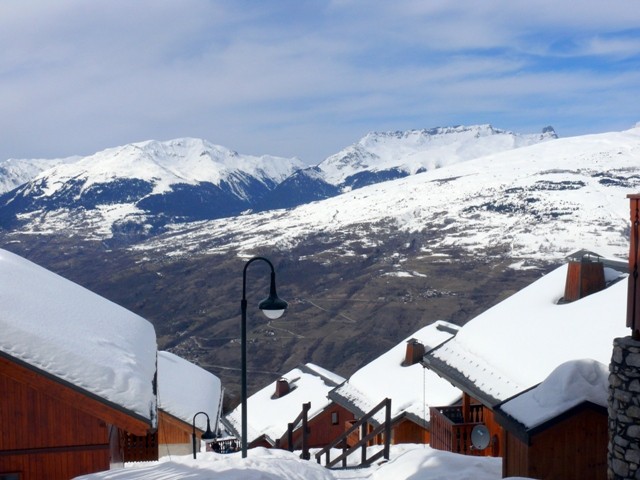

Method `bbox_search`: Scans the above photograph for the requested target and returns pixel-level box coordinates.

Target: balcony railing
[429,405,485,456]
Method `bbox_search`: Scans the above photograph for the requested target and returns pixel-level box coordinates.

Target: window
[331,411,339,425]
[0,473,21,480]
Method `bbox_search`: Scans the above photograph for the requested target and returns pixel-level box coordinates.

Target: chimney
[274,378,290,398]
[404,338,425,366]
[563,251,605,302]
[627,194,640,339]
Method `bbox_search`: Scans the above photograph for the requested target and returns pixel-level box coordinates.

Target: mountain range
[0,124,555,241]
[0,123,637,406]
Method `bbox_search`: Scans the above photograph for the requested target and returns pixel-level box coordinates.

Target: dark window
[331,411,339,425]
[0,473,21,480]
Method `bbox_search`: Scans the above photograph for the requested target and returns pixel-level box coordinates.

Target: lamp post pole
[241,257,288,458]
[192,411,215,459]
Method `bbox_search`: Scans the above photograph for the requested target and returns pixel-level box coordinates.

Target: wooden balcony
[429,404,485,456]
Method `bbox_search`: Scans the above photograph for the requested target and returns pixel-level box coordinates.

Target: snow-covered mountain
[0,138,304,237]
[133,126,640,263]
[0,156,80,193]
[0,125,556,238]
[262,124,557,209]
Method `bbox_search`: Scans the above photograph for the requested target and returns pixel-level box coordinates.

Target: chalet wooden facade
[493,358,610,480]
[497,402,607,480]
[0,248,159,480]
[120,410,213,461]
[121,350,223,461]
[223,363,345,453]
[422,250,628,478]
[278,402,355,451]
[429,393,502,457]
[0,353,154,480]
[326,321,460,449]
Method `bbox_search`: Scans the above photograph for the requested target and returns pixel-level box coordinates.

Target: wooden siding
[281,403,355,450]
[157,411,193,445]
[0,355,152,437]
[393,418,429,444]
[502,407,607,480]
[122,410,204,461]
[0,354,154,480]
[503,431,529,478]
[1,363,111,479]
[0,448,110,480]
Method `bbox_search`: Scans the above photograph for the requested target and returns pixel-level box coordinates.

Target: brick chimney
[274,378,290,398]
[627,194,640,339]
[404,338,426,366]
[563,251,605,302]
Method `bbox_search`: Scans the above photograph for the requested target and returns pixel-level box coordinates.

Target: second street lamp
[241,257,288,458]
[192,411,216,459]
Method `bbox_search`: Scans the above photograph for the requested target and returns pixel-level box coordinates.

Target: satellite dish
[471,424,490,450]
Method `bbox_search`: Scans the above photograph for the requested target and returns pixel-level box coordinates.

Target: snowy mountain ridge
[319,124,557,185]
[0,138,305,235]
[132,126,640,264]
[0,124,555,237]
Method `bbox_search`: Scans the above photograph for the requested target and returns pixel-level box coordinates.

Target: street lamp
[241,256,288,458]
[192,411,216,459]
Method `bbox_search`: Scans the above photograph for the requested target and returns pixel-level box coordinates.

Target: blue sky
[1,0,639,165]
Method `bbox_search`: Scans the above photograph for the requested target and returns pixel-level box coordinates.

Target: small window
[0,473,21,480]
[331,411,339,425]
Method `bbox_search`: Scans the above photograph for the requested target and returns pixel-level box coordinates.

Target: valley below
[0,230,551,411]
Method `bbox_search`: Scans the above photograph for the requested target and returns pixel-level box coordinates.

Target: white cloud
[0,0,639,164]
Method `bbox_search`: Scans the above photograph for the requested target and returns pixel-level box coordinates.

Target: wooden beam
[628,194,640,340]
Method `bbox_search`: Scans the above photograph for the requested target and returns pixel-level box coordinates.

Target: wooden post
[301,402,310,460]
[462,392,471,423]
[383,398,391,460]
[628,194,640,340]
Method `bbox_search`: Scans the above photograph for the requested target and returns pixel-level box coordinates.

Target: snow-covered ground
[76,444,533,480]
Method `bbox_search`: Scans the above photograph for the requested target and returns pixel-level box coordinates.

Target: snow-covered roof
[497,359,608,430]
[158,351,222,431]
[425,261,628,405]
[332,321,462,425]
[224,363,345,444]
[0,249,157,422]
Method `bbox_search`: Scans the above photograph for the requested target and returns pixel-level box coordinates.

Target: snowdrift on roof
[0,249,157,421]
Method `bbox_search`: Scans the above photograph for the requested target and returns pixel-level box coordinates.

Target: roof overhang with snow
[0,249,158,425]
[423,257,628,406]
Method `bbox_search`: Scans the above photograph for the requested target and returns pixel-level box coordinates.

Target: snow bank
[75,444,510,480]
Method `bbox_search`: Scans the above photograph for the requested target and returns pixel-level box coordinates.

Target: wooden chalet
[222,363,345,453]
[0,353,154,479]
[494,359,609,480]
[0,249,158,480]
[121,351,223,461]
[423,250,628,477]
[328,321,461,447]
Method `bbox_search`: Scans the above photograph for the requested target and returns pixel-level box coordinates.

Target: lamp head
[201,418,216,443]
[259,298,288,319]
[258,271,288,319]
